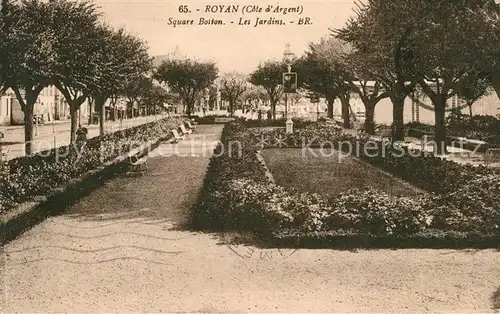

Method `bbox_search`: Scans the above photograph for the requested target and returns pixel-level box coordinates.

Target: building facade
[1,86,91,125]
[0,93,13,125]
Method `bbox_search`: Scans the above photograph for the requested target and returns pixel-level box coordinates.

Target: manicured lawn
[260,148,427,198]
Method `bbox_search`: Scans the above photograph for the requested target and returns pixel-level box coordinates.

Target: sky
[94,0,358,73]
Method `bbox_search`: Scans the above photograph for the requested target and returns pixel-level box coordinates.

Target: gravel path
[1,124,499,313]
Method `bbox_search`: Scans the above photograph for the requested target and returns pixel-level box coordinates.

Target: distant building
[0,93,13,125]
[1,86,91,126]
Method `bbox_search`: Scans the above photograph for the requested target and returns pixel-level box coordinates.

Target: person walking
[76,124,88,150]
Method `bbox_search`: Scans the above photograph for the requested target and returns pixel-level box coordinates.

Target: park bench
[1,147,10,161]
[171,129,185,143]
[421,135,436,153]
[484,148,500,166]
[127,152,148,173]
[180,124,192,135]
[378,127,392,142]
[186,120,196,129]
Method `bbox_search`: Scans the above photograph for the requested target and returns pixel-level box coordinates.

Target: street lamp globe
[282,43,296,72]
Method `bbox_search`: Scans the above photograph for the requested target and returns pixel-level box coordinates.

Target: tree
[335,0,418,141]
[295,53,338,120]
[241,85,268,113]
[304,36,354,128]
[341,50,390,134]
[51,0,102,143]
[337,0,499,149]
[88,26,151,135]
[219,72,247,116]
[0,0,15,95]
[2,0,59,154]
[143,84,171,115]
[153,59,218,117]
[475,0,500,99]
[125,75,154,116]
[407,1,496,154]
[249,61,286,120]
[456,74,490,117]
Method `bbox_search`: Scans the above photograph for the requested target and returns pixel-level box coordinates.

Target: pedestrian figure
[76,124,88,151]
[267,110,272,120]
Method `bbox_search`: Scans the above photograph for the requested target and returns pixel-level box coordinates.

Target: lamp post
[215,82,221,116]
[282,43,296,133]
[203,87,210,116]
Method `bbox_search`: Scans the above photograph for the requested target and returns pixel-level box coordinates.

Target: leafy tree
[303,36,353,128]
[456,74,490,117]
[207,84,218,110]
[219,72,247,116]
[153,59,218,117]
[336,0,418,141]
[295,53,338,120]
[337,0,499,150]
[2,0,59,154]
[241,85,268,113]
[51,0,101,143]
[143,84,171,115]
[475,0,500,99]
[125,75,154,116]
[88,26,151,135]
[407,1,495,153]
[341,51,390,134]
[0,0,15,95]
[249,61,286,120]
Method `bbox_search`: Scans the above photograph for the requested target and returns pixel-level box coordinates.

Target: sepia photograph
[0,0,499,312]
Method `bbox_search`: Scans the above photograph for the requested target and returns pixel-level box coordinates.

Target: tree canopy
[219,72,247,116]
[153,59,218,117]
[249,61,287,120]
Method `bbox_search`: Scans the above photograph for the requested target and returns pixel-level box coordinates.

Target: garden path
[1,124,499,312]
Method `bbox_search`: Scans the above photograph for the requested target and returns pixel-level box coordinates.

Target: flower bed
[0,117,187,214]
[191,120,499,247]
[243,117,316,129]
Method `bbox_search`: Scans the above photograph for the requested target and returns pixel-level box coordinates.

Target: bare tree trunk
[23,105,35,155]
[69,104,78,144]
[433,96,447,155]
[340,96,350,129]
[186,100,193,117]
[229,101,235,117]
[364,103,376,134]
[468,103,473,117]
[54,99,60,120]
[391,94,405,142]
[326,97,334,119]
[94,94,106,136]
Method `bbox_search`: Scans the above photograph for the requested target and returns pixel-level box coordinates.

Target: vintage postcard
[1,0,499,312]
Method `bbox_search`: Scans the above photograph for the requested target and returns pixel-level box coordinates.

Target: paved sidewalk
[1,125,499,312]
[1,115,168,160]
